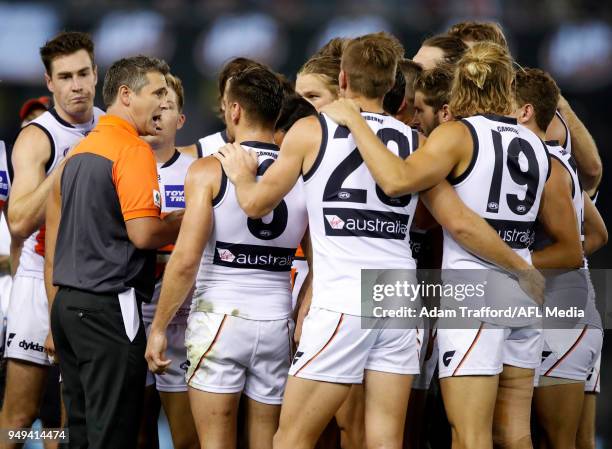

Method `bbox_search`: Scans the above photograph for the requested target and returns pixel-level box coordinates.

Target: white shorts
[536,326,602,385]
[4,275,51,366]
[412,326,438,390]
[145,321,189,392]
[585,352,601,393]
[289,307,420,384]
[185,312,293,405]
[438,323,542,378]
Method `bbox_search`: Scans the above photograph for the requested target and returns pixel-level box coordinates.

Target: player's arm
[294,230,313,345]
[8,125,57,239]
[420,181,545,302]
[321,99,464,196]
[146,158,219,373]
[125,213,183,250]
[531,160,584,269]
[43,164,63,359]
[582,193,607,257]
[555,98,602,193]
[215,116,318,218]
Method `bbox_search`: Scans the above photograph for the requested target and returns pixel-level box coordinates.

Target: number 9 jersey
[196,141,308,320]
[443,114,550,270]
[303,112,419,317]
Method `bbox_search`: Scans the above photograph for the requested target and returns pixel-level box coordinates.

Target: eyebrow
[153,87,168,95]
[56,66,91,77]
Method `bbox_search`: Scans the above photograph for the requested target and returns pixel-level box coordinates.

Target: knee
[3,407,38,429]
[339,424,365,449]
[492,432,532,449]
[576,434,596,449]
[450,424,492,449]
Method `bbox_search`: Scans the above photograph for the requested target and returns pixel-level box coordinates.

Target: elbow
[445,218,472,244]
[580,162,603,191]
[381,179,409,198]
[567,245,584,269]
[8,218,34,240]
[129,234,155,250]
[241,198,272,219]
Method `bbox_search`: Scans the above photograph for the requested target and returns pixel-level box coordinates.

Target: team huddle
[0,20,606,449]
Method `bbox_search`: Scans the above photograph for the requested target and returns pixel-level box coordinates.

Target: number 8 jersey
[196,141,308,320]
[304,112,419,317]
[443,114,550,270]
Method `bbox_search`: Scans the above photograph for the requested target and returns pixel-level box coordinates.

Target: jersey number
[323,126,412,206]
[247,158,288,240]
[486,130,540,215]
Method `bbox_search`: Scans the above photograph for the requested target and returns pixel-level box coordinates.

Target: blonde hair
[298,55,341,98]
[165,73,184,111]
[449,42,514,118]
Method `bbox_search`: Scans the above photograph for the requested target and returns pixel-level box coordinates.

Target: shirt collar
[98,115,139,137]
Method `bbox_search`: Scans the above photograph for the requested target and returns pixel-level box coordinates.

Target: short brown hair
[515,68,560,132]
[218,57,266,104]
[414,66,454,111]
[165,73,185,111]
[399,58,423,99]
[298,55,341,97]
[341,32,400,99]
[102,55,170,108]
[447,21,508,49]
[226,66,283,127]
[449,42,514,118]
[40,31,95,75]
[421,34,468,66]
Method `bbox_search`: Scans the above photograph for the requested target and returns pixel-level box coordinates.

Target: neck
[54,103,93,125]
[524,121,546,140]
[106,104,138,130]
[151,142,176,164]
[344,90,385,114]
[232,126,275,145]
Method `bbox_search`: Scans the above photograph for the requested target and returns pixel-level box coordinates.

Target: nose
[71,76,82,92]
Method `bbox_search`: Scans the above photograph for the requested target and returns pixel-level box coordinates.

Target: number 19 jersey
[196,141,308,320]
[304,112,419,317]
[443,114,550,270]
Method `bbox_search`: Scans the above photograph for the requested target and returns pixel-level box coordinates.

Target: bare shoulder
[178,144,198,159]
[282,115,321,155]
[13,124,52,164]
[185,155,221,190]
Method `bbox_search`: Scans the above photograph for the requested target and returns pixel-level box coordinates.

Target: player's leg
[274,376,351,449]
[189,388,241,449]
[160,392,198,449]
[245,397,281,449]
[363,371,413,449]
[533,381,584,449]
[1,277,52,446]
[335,385,365,449]
[438,325,504,449]
[494,365,538,449]
[575,393,597,449]
[137,384,161,449]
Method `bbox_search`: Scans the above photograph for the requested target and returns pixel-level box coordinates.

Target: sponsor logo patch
[292,351,304,365]
[153,189,162,208]
[18,339,46,353]
[0,171,8,197]
[323,208,410,240]
[164,184,186,208]
[486,218,536,249]
[6,333,15,347]
[213,241,294,272]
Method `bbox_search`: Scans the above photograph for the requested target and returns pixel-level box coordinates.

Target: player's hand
[517,267,545,305]
[214,142,258,184]
[164,209,185,223]
[145,329,171,374]
[44,331,57,364]
[320,98,361,127]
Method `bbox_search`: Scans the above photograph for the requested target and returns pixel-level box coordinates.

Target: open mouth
[152,114,162,130]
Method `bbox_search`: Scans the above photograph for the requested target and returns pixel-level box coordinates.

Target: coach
[44,56,182,449]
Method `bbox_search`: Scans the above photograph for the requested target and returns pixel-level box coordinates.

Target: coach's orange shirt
[53,115,162,300]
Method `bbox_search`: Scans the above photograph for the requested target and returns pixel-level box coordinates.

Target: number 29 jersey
[304,112,419,316]
[443,114,550,270]
[196,141,308,320]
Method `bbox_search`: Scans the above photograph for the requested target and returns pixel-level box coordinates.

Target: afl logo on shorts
[442,350,455,367]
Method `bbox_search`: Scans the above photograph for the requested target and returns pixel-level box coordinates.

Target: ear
[339,70,348,91]
[118,85,131,106]
[516,103,533,125]
[230,102,241,124]
[45,72,53,93]
[440,104,453,122]
[176,113,186,130]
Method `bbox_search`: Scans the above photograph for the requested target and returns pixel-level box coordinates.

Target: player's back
[196,141,308,320]
[303,112,419,316]
[443,114,550,270]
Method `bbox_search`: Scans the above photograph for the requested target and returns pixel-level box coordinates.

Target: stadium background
[0,0,609,447]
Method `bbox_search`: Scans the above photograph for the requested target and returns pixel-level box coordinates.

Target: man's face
[413,91,439,136]
[296,73,336,111]
[412,46,445,70]
[142,88,183,147]
[130,71,168,136]
[45,49,97,118]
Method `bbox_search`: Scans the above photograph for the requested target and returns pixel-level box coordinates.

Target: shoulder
[186,156,222,188]
[284,115,322,147]
[12,124,52,161]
